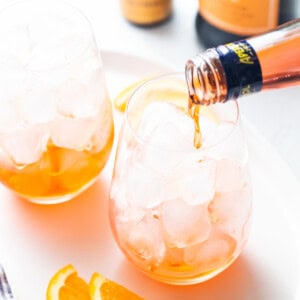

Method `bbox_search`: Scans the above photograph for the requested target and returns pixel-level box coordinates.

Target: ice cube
[208,185,252,239]
[169,158,216,205]
[48,147,87,174]
[215,159,247,192]
[138,102,194,144]
[16,88,57,124]
[117,205,146,225]
[110,159,132,211]
[56,79,100,118]
[80,68,107,104]
[125,160,166,208]
[50,115,97,150]
[51,80,113,151]
[136,102,195,175]
[90,99,114,152]
[160,198,211,248]
[51,75,112,151]
[184,229,237,273]
[0,57,28,108]
[79,50,103,79]
[26,15,89,70]
[0,147,13,169]
[136,124,187,175]
[124,210,166,267]
[0,24,32,66]
[163,247,185,268]
[1,125,47,165]
[0,99,18,135]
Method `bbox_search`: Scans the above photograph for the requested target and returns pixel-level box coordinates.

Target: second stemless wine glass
[109,73,252,285]
[0,1,114,204]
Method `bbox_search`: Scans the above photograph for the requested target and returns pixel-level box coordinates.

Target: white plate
[0,51,300,300]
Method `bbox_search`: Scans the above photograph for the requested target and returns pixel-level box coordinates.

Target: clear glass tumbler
[109,73,252,284]
[0,1,114,204]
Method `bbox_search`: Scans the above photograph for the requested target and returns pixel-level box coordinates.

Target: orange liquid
[0,124,114,202]
[188,97,202,149]
[120,229,239,285]
[110,184,251,285]
[109,79,252,285]
[258,35,300,90]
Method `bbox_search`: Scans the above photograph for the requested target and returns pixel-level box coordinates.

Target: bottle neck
[185,40,263,105]
[185,49,228,105]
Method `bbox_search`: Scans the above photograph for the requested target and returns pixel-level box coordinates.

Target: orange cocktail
[109,74,252,284]
[0,2,114,203]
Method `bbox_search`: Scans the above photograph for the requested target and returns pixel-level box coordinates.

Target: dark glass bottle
[195,0,300,48]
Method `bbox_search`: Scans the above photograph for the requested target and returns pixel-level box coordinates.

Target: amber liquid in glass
[0,116,114,202]
[109,76,252,285]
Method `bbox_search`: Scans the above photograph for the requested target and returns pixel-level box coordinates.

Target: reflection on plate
[0,51,299,300]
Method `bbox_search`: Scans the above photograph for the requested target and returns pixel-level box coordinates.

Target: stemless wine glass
[109,73,252,285]
[0,1,114,204]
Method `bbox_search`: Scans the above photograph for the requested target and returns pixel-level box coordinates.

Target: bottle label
[198,0,279,35]
[216,40,263,101]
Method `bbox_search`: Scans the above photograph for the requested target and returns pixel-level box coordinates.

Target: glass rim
[0,0,96,72]
[125,72,241,153]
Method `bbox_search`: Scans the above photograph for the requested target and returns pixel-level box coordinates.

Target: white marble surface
[1,0,300,181]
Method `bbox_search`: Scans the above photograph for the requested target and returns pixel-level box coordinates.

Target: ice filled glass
[0,2,114,204]
[109,73,252,284]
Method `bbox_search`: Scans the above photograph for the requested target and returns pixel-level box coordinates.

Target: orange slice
[46,264,90,300]
[89,272,143,300]
[113,77,219,120]
[113,78,149,112]
[113,77,189,113]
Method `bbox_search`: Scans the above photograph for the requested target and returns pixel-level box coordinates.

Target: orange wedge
[89,272,143,300]
[46,264,90,300]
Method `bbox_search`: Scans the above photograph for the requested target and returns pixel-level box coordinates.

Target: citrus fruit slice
[46,264,90,300]
[113,77,189,112]
[89,272,143,300]
[113,78,149,112]
[113,77,219,118]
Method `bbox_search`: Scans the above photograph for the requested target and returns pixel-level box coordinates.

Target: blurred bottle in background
[120,0,172,27]
[279,0,299,23]
[196,0,299,48]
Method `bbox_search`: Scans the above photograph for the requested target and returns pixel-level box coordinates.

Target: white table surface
[1,0,299,180]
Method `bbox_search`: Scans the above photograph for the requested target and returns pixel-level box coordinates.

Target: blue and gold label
[216,40,262,101]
